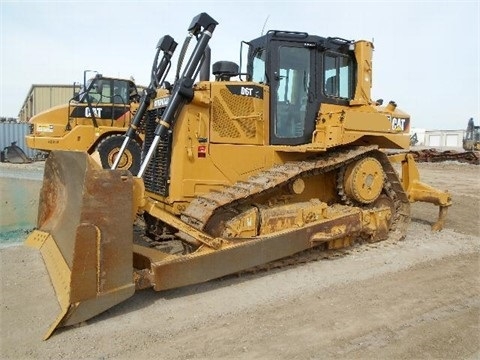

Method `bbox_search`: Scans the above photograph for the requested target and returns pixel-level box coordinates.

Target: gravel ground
[0,160,479,360]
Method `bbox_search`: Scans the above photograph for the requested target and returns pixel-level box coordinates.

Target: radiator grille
[212,96,240,138]
[142,109,171,197]
[211,89,258,140]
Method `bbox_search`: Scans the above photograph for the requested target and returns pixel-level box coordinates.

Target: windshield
[77,78,130,104]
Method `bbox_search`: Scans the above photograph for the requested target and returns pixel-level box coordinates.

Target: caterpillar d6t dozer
[26,13,452,339]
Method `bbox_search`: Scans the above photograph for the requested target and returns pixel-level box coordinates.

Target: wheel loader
[25,37,175,175]
[26,12,452,339]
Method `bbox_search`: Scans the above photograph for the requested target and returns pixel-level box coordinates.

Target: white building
[411,128,465,149]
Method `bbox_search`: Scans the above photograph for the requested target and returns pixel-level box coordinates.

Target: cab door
[269,42,316,145]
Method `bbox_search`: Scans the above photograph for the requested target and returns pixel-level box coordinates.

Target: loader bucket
[3,142,31,163]
[25,151,135,339]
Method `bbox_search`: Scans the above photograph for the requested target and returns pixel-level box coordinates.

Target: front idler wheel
[342,157,385,204]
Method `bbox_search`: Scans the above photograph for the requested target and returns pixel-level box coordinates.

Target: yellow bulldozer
[26,13,452,339]
[25,37,176,175]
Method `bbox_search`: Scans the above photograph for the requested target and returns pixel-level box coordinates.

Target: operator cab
[247,31,356,145]
[77,75,139,105]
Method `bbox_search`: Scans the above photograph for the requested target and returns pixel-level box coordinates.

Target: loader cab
[78,76,138,105]
[247,31,356,146]
[70,76,140,122]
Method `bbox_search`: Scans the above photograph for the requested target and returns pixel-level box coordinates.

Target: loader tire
[97,135,141,175]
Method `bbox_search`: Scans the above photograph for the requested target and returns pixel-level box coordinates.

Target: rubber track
[181,145,410,243]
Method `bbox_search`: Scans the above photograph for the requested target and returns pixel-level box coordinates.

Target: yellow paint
[26,102,141,153]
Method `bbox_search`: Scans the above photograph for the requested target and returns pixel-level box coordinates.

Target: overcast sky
[1,1,478,130]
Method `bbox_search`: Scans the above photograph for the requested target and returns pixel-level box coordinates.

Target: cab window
[251,49,266,84]
[81,79,131,104]
[274,46,310,139]
[324,53,353,99]
[112,80,129,104]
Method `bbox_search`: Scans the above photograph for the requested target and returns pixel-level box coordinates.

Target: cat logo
[388,116,408,132]
[85,107,103,118]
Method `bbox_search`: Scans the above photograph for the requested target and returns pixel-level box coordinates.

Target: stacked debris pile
[408,149,479,165]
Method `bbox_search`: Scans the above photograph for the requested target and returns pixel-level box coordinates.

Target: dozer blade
[25,151,135,339]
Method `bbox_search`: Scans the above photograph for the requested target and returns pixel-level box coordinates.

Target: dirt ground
[1,161,479,359]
